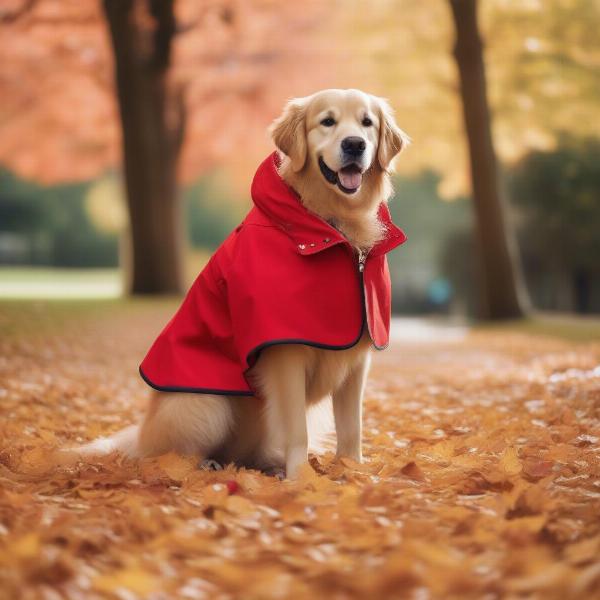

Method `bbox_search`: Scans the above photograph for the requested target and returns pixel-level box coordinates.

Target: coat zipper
[357,248,367,273]
[356,248,372,341]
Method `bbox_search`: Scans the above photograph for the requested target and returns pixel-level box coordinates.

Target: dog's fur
[73,89,408,478]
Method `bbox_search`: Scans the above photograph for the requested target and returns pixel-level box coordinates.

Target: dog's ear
[269,98,308,172]
[376,97,410,171]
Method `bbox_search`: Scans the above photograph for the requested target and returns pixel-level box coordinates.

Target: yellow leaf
[94,568,158,596]
[224,495,258,516]
[157,452,196,481]
[13,533,40,559]
[339,456,362,470]
[296,462,319,483]
[565,535,600,565]
[428,439,455,461]
[505,514,547,534]
[500,446,522,475]
[19,446,54,475]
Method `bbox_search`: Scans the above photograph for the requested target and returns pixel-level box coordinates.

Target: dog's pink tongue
[339,170,362,190]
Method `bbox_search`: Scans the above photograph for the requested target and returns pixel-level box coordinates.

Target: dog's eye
[320,117,336,127]
[362,116,373,127]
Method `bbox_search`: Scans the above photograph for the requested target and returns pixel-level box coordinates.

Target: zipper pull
[357,249,366,272]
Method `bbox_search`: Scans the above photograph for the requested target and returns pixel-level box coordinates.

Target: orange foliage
[0,0,337,185]
[1,302,600,597]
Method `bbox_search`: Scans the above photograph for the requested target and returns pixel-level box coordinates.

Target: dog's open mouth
[319,156,364,194]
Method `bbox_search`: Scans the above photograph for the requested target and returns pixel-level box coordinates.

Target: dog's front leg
[259,347,308,479]
[277,370,308,479]
[332,352,371,463]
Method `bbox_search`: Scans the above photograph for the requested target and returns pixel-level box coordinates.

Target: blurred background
[0,0,599,319]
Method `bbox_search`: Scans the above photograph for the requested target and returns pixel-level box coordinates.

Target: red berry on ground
[225,480,239,494]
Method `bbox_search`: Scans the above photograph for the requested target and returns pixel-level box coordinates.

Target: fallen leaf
[400,461,425,481]
[158,452,197,481]
[94,567,159,596]
[500,446,523,475]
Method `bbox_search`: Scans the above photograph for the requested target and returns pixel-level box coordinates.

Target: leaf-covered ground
[1,301,599,599]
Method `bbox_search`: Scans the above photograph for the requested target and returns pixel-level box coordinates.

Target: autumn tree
[0,0,332,293]
[3,0,597,307]
[102,0,183,294]
[341,0,599,318]
[448,0,527,319]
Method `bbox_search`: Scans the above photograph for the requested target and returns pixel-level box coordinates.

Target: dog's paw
[199,458,223,471]
[262,465,286,480]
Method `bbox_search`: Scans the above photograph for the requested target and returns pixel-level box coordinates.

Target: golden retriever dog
[73,89,409,478]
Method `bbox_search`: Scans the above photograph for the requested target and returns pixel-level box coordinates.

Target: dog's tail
[59,393,235,464]
[74,424,141,457]
[58,424,142,464]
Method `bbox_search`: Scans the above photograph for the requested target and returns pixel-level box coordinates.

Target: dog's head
[269,89,409,202]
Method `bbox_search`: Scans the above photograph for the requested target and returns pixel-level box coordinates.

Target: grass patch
[0,297,179,340]
[0,267,122,299]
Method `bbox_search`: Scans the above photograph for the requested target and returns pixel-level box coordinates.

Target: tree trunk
[573,269,590,313]
[449,0,528,320]
[103,0,184,294]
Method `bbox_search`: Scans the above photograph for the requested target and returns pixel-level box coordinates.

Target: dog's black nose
[341,136,366,156]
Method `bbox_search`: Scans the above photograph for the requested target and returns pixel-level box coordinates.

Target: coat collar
[250,152,406,257]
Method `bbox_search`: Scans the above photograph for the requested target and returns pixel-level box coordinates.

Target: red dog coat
[139,152,407,395]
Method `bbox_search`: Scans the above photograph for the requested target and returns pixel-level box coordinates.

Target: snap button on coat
[139,152,407,395]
